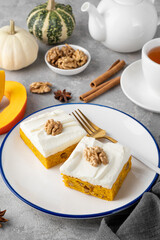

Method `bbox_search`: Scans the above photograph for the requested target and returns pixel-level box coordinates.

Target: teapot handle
[149,0,160,25]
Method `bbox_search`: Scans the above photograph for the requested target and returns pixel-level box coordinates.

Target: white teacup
[142,38,160,96]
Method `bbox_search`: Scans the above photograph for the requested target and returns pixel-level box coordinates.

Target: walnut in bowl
[45,44,91,76]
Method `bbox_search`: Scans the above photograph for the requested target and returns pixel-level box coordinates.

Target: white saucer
[121,59,160,113]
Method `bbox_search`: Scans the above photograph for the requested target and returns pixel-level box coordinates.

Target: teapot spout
[81,2,106,42]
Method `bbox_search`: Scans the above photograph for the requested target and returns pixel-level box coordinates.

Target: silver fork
[72,109,160,175]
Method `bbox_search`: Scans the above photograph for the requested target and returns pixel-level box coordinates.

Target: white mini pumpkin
[0,20,39,70]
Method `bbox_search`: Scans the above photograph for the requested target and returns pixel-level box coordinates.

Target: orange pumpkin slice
[0,70,5,103]
[0,72,27,135]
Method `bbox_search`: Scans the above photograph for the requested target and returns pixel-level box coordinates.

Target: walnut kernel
[30,82,52,94]
[57,56,77,69]
[30,82,52,93]
[47,47,62,65]
[73,50,88,67]
[84,146,109,167]
[45,119,63,136]
[61,44,75,57]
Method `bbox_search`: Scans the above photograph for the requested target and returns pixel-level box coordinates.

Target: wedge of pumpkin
[0,70,5,103]
[0,71,27,135]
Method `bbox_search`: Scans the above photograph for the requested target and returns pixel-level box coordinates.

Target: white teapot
[81,0,160,52]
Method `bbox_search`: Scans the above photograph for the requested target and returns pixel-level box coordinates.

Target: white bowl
[45,44,91,76]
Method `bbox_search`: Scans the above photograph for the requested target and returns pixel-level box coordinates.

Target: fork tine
[72,112,92,135]
[75,110,95,133]
[78,109,99,130]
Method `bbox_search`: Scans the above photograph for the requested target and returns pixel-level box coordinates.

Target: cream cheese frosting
[60,136,131,189]
[20,109,86,157]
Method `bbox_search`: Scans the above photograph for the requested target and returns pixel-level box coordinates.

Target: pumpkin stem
[46,0,55,10]
[10,20,15,35]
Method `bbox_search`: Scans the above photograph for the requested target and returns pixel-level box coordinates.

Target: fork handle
[103,135,117,143]
[133,154,160,175]
[104,135,160,175]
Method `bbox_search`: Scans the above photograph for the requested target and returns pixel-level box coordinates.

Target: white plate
[0,103,159,219]
[121,59,160,113]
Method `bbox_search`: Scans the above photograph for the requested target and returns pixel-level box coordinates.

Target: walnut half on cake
[60,136,132,201]
[19,109,86,169]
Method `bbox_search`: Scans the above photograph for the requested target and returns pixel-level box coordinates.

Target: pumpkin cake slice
[60,136,132,201]
[20,109,86,169]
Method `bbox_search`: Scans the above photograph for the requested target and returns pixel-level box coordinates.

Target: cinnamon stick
[80,80,111,101]
[80,77,120,103]
[90,60,125,88]
[107,59,120,71]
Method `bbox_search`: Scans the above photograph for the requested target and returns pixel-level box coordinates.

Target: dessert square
[60,136,132,201]
[20,109,86,169]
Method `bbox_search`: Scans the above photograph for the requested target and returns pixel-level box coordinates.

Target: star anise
[54,89,72,102]
[0,210,8,228]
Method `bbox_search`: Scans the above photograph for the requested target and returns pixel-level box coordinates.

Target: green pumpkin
[27,0,75,44]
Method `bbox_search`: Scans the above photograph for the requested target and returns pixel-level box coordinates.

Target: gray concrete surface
[0,0,160,239]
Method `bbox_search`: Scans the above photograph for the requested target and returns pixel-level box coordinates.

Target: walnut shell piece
[84,146,109,167]
[30,82,52,94]
[45,119,63,136]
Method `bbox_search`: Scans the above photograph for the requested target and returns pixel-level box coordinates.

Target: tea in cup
[142,38,160,96]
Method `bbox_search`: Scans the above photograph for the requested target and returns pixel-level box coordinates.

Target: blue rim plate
[0,103,159,219]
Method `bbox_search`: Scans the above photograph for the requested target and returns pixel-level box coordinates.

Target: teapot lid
[114,0,143,5]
